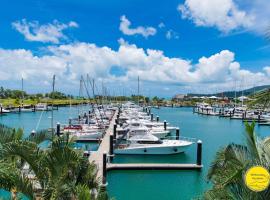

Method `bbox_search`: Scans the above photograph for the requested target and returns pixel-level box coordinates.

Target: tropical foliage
[0,125,108,200]
[204,122,270,200]
[249,88,270,109]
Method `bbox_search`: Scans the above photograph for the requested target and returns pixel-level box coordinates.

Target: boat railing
[165,135,197,143]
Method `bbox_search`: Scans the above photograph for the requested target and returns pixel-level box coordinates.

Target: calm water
[0,106,269,200]
[107,107,270,200]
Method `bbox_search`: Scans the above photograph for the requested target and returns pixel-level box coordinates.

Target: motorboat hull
[114,143,191,155]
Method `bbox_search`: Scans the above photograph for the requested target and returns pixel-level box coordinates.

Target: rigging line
[82,75,104,127]
[87,76,106,118]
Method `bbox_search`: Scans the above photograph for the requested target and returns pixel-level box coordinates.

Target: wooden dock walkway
[88,110,118,181]
[107,163,203,171]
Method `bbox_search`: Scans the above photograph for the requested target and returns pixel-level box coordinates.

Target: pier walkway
[107,163,203,171]
[89,110,118,181]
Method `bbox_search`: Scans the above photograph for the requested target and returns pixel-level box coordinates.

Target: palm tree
[204,122,270,200]
[0,125,107,200]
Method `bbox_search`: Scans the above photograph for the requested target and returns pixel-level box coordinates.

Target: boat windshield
[137,140,162,144]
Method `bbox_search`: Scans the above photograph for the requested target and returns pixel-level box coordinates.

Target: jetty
[107,163,203,171]
[89,105,203,187]
[88,109,118,183]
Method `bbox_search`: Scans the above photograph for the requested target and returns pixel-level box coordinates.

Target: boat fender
[144,149,147,153]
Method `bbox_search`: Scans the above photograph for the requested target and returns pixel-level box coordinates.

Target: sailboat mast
[51,75,55,137]
[137,76,140,105]
[21,78,24,106]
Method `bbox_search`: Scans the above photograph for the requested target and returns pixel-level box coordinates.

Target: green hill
[188,85,270,98]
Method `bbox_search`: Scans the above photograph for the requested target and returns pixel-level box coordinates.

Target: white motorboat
[0,104,10,113]
[114,134,193,155]
[35,103,48,111]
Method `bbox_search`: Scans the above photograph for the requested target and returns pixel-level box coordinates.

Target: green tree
[0,125,107,200]
[204,122,270,200]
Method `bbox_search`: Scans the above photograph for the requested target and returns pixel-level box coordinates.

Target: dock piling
[113,124,117,140]
[31,130,36,136]
[176,128,180,140]
[109,135,114,162]
[56,122,60,136]
[156,116,159,122]
[164,120,167,130]
[102,153,107,185]
[196,140,202,166]
[151,113,153,121]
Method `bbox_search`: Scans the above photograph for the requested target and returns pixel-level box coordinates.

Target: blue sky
[0,0,270,97]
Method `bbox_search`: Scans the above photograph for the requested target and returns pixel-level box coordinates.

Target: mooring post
[33,105,36,112]
[69,118,72,125]
[164,120,167,130]
[109,135,114,162]
[102,153,107,185]
[113,124,117,140]
[258,114,261,123]
[115,118,118,125]
[229,111,232,118]
[31,130,36,136]
[197,140,202,166]
[156,116,159,122]
[0,106,2,114]
[56,122,60,136]
[242,112,244,120]
[176,128,180,140]
[19,105,21,113]
[151,113,153,121]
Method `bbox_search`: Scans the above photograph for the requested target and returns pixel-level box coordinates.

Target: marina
[1,1,270,198]
[0,104,269,199]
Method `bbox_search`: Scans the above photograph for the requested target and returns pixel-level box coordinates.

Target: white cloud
[178,0,254,33]
[119,15,157,38]
[158,22,165,28]
[12,19,78,43]
[263,66,270,76]
[166,30,179,40]
[0,39,269,93]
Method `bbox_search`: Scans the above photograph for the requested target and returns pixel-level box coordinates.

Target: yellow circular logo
[245,166,270,192]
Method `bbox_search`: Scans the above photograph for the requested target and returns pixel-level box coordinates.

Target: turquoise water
[0,106,269,200]
[0,105,97,199]
[107,107,270,200]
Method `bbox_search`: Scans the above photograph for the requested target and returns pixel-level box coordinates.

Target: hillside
[188,85,270,98]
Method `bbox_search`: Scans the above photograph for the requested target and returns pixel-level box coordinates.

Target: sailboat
[11,78,33,112]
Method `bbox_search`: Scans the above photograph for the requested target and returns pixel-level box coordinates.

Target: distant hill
[188,85,270,98]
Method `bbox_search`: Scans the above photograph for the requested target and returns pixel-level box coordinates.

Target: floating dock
[88,110,118,183]
[107,163,203,171]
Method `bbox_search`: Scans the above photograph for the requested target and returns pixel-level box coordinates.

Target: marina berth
[114,134,193,155]
[35,103,48,111]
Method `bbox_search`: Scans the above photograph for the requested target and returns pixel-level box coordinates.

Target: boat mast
[21,78,24,107]
[137,76,140,105]
[51,75,55,137]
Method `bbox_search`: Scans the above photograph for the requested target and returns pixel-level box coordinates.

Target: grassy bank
[0,98,91,107]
